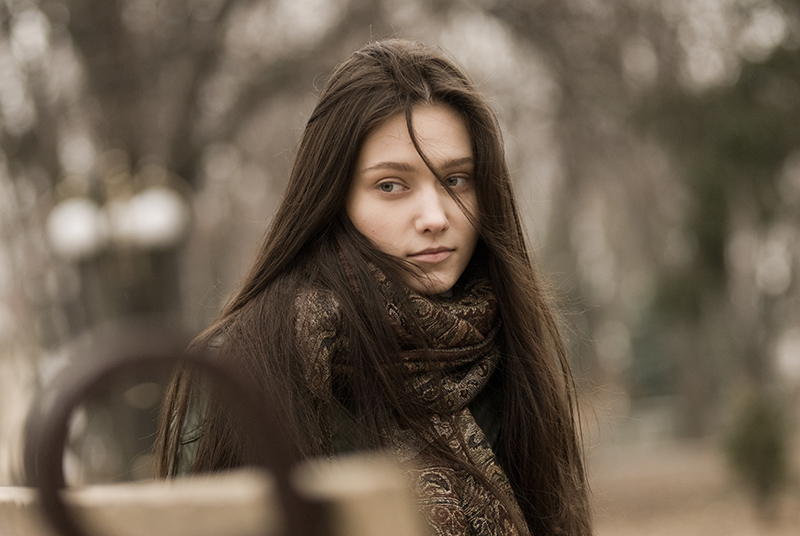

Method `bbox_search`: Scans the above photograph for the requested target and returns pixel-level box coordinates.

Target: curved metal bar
[24,324,323,536]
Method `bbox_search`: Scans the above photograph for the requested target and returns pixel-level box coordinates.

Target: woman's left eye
[445,175,469,188]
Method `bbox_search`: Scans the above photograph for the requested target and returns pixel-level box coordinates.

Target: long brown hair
[157,39,591,535]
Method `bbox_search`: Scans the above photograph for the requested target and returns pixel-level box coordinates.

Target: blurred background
[0,0,799,534]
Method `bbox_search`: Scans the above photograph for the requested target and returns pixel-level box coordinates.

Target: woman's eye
[445,175,469,188]
[378,182,402,193]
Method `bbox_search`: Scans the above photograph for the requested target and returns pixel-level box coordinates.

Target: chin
[407,276,454,296]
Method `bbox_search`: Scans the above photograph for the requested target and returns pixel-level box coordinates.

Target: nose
[414,186,451,234]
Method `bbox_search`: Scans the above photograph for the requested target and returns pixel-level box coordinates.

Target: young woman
[157,39,592,536]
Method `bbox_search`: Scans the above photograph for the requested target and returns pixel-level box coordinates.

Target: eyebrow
[359,156,474,174]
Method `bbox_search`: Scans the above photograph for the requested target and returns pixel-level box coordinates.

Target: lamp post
[46,176,191,321]
[44,171,192,483]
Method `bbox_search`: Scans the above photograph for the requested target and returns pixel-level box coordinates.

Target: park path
[587,439,799,536]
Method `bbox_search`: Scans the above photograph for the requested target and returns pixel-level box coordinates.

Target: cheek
[348,203,402,254]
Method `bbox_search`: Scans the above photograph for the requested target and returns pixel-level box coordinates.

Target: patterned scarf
[294,268,529,536]
[375,269,528,536]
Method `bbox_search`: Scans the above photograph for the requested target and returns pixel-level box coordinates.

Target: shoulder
[293,286,347,401]
[294,287,344,337]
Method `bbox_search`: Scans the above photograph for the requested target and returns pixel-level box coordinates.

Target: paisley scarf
[294,270,529,536]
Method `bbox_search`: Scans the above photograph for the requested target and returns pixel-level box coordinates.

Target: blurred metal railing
[22,322,324,536]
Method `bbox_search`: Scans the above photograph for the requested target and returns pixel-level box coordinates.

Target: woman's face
[346,104,480,295]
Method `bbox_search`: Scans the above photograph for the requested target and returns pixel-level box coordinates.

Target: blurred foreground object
[294,454,429,536]
[23,323,314,536]
[15,322,427,536]
[1,470,276,536]
[1,456,424,536]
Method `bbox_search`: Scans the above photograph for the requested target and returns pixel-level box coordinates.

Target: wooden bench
[1,453,426,536]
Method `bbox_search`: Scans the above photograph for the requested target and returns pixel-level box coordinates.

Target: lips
[409,247,453,263]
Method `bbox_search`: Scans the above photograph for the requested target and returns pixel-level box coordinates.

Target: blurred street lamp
[105,186,191,250]
[43,178,192,482]
[45,197,107,261]
[46,185,190,261]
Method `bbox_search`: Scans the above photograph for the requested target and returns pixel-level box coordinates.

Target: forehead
[356,104,473,169]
